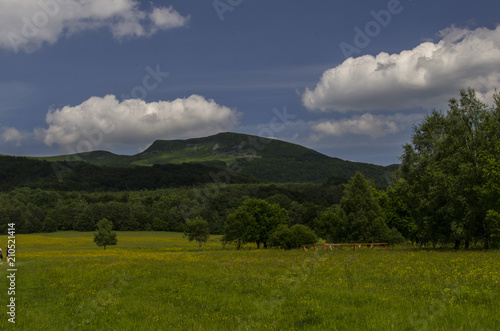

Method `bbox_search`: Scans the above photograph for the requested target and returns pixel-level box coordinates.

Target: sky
[0,0,499,165]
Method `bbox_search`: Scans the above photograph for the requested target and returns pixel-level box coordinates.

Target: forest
[0,89,499,249]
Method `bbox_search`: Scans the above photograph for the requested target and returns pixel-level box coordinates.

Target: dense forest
[0,89,499,249]
[0,182,343,235]
[0,156,256,191]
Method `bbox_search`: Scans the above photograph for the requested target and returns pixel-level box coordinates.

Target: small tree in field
[184,216,210,251]
[93,218,117,250]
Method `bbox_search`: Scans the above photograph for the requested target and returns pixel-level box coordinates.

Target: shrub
[268,224,317,249]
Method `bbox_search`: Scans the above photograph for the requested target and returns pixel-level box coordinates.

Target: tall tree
[479,92,500,248]
[314,206,346,243]
[382,179,416,242]
[399,88,500,249]
[340,172,402,243]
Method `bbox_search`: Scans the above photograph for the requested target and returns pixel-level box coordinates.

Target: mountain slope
[35,132,398,186]
[0,155,257,191]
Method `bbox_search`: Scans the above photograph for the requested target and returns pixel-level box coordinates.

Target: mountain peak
[34,132,397,185]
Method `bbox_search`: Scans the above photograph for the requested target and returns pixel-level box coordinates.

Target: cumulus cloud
[35,94,240,149]
[0,0,189,53]
[303,25,500,112]
[2,127,25,147]
[311,113,424,140]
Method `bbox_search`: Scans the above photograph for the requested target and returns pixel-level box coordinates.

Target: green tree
[93,218,117,250]
[50,200,86,231]
[226,199,289,249]
[399,89,500,249]
[479,92,500,248]
[152,217,169,231]
[221,211,256,249]
[342,173,382,242]
[289,224,317,248]
[314,205,346,243]
[267,225,293,249]
[383,179,416,242]
[184,216,210,251]
[286,201,307,225]
[42,217,58,233]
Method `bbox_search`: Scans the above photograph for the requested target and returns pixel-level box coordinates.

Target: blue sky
[0,0,499,165]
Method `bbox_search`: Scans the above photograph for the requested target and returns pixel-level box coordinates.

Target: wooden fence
[302,243,388,252]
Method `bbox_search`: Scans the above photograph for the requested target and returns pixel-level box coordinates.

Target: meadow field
[1,231,499,330]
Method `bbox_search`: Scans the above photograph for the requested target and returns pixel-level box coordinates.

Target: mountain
[36,132,398,186]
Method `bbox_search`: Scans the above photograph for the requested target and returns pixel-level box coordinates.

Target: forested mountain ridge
[35,132,398,186]
[0,155,257,191]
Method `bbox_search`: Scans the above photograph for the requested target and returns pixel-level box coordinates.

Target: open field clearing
[1,232,499,330]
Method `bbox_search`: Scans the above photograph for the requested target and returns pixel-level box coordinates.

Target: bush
[268,224,317,249]
[384,227,406,245]
[290,224,318,248]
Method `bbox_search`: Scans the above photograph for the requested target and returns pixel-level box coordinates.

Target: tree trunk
[454,240,460,250]
[464,240,469,249]
[484,231,489,250]
[483,219,489,250]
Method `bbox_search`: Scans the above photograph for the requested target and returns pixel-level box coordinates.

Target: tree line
[0,172,408,248]
[0,182,341,235]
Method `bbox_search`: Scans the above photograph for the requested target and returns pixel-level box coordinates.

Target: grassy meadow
[1,231,499,330]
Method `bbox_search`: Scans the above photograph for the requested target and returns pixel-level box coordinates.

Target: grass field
[1,231,499,330]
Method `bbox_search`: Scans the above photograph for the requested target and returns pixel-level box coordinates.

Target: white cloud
[149,6,189,31]
[311,113,424,140]
[303,25,500,112]
[36,94,240,149]
[0,0,189,53]
[2,127,25,147]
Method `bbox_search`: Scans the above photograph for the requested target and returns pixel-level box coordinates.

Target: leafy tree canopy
[399,88,500,248]
[93,218,117,250]
[184,216,210,251]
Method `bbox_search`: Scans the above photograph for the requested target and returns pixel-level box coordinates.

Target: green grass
[1,232,499,330]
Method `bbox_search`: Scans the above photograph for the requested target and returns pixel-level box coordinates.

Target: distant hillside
[36,132,398,186]
[0,155,256,192]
